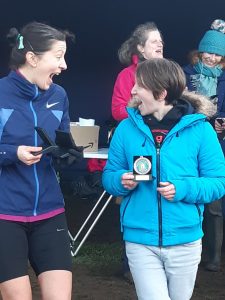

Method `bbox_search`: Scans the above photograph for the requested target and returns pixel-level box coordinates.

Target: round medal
[133,156,151,175]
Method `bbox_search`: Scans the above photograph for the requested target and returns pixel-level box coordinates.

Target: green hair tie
[17,34,24,50]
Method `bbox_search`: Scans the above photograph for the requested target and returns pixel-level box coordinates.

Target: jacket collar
[8,70,39,100]
[127,106,206,139]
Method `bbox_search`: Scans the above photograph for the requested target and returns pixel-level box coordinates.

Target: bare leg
[38,270,72,300]
[0,275,32,300]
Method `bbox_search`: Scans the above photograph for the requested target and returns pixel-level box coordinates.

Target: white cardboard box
[70,122,99,152]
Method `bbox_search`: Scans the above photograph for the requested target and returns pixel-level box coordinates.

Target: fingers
[17,146,42,165]
[120,176,175,199]
[27,146,43,152]
[158,181,170,187]
[215,120,225,132]
[122,173,134,181]
[121,172,138,190]
[68,148,83,159]
[157,182,175,201]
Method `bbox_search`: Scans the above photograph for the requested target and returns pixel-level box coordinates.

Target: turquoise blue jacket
[103,95,225,247]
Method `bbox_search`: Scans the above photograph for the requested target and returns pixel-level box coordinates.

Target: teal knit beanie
[198,19,225,56]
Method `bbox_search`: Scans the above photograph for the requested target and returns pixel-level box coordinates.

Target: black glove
[52,146,83,168]
[67,148,83,164]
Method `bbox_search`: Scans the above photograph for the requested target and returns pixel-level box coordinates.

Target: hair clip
[17,34,24,50]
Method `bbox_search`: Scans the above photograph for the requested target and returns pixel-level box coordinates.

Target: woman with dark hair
[111,22,163,121]
[183,19,225,272]
[103,58,225,300]
[0,22,76,299]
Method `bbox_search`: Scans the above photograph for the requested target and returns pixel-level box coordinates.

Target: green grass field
[73,242,123,267]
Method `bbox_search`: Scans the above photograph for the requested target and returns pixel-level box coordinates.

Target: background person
[103,58,225,300]
[0,22,76,300]
[183,19,225,272]
[111,21,163,121]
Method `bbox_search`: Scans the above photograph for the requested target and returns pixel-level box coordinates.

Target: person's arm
[111,69,135,121]
[0,144,42,166]
[0,144,20,166]
[102,123,136,196]
[169,122,225,204]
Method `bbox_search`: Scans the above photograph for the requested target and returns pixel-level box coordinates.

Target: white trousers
[126,239,202,300]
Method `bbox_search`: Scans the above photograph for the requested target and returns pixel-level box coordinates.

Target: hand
[215,119,225,133]
[66,148,83,165]
[52,146,83,168]
[17,146,42,165]
[121,172,138,190]
[157,181,176,201]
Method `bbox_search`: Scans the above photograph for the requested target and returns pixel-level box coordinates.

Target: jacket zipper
[138,117,204,247]
[142,132,163,246]
[156,142,163,246]
[29,87,39,216]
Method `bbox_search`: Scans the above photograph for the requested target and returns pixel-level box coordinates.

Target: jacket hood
[128,90,217,118]
[181,91,217,118]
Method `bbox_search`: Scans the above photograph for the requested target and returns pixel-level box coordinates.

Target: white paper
[78,118,95,126]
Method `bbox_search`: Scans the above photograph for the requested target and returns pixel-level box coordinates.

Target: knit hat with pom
[198,19,225,56]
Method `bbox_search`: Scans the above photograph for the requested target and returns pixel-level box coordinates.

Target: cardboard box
[70,122,99,152]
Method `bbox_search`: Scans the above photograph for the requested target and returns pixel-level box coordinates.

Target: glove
[52,146,83,169]
[67,148,83,164]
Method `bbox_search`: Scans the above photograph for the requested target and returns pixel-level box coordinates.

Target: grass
[72,241,123,268]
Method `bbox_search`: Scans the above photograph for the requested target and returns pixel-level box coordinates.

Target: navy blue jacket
[0,71,70,220]
[183,64,225,153]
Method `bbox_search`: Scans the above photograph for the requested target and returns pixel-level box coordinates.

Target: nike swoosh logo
[57,228,65,232]
[46,102,59,109]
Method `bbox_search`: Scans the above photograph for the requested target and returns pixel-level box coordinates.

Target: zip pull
[155,135,163,150]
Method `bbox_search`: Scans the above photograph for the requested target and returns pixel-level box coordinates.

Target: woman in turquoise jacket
[103,58,225,300]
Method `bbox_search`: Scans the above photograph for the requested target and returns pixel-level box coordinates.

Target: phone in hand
[32,127,57,156]
[216,118,225,140]
[32,145,58,156]
[55,130,77,149]
[216,118,225,126]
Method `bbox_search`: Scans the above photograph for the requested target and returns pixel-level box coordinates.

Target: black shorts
[0,213,72,283]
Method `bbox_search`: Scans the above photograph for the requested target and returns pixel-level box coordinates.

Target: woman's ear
[25,51,38,68]
[137,44,144,55]
[158,90,167,101]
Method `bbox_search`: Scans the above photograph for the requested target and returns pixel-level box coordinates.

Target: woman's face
[201,52,223,68]
[131,81,160,116]
[138,30,163,59]
[31,40,67,90]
